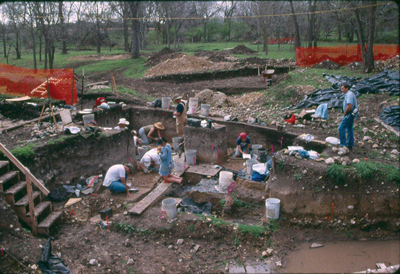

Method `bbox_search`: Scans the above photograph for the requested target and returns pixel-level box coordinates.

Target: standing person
[172,94,187,137]
[102,163,134,196]
[157,138,182,185]
[114,118,129,130]
[235,132,251,157]
[338,82,358,150]
[138,122,164,144]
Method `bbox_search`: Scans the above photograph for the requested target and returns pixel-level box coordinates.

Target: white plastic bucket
[252,144,263,156]
[60,109,72,124]
[219,171,233,193]
[172,137,183,152]
[200,104,210,116]
[265,198,280,219]
[246,159,258,175]
[185,150,197,165]
[162,198,177,219]
[138,146,150,160]
[83,114,94,127]
[162,97,171,109]
[188,98,198,115]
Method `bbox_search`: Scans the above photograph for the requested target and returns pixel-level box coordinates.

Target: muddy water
[280,240,400,273]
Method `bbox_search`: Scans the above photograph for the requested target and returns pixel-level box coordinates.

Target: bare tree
[5,2,24,59]
[196,2,221,42]
[353,0,377,72]
[129,1,140,58]
[24,3,37,68]
[290,0,301,48]
[58,1,67,54]
[223,1,238,41]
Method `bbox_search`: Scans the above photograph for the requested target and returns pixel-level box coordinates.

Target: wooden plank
[0,142,49,196]
[26,180,38,236]
[5,96,31,102]
[375,118,400,137]
[129,182,171,215]
[186,164,222,177]
[0,113,59,133]
[64,198,82,207]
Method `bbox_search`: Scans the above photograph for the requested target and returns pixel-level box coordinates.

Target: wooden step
[14,191,41,207]
[38,211,63,236]
[0,161,9,174]
[4,181,27,205]
[0,171,19,192]
[26,201,51,218]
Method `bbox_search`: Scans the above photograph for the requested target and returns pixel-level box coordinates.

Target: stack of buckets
[162,97,171,109]
[200,104,210,116]
[185,150,197,165]
[188,98,198,115]
[219,171,234,193]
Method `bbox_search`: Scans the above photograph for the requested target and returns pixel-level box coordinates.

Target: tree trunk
[15,31,21,59]
[140,20,146,50]
[96,18,101,53]
[203,18,207,42]
[166,19,170,49]
[123,2,129,52]
[129,1,140,58]
[44,38,48,69]
[2,27,6,58]
[30,16,37,69]
[263,27,268,55]
[289,0,301,48]
[39,34,42,62]
[49,42,55,69]
[59,1,67,54]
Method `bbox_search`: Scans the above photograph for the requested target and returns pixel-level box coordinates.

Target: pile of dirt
[67,54,130,62]
[229,44,256,54]
[285,85,317,96]
[312,60,342,70]
[194,51,230,62]
[144,55,232,78]
[145,47,175,66]
[194,89,232,107]
[344,61,363,70]
[376,56,400,71]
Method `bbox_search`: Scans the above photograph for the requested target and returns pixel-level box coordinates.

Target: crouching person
[102,163,134,197]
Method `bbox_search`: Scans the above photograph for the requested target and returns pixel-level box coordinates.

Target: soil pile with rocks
[194,51,231,62]
[144,55,232,78]
[229,44,256,54]
[194,89,233,107]
[233,58,296,69]
[375,56,400,71]
[344,61,363,70]
[145,47,175,66]
[312,60,342,70]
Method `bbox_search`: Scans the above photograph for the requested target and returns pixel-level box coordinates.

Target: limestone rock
[372,144,379,149]
[358,141,365,148]
[338,146,349,155]
[89,259,98,265]
[310,243,324,248]
[391,149,399,155]
[332,147,338,152]
[352,158,360,164]
[363,136,372,141]
[283,149,289,155]
[127,258,134,265]
[262,248,274,257]
[176,239,184,245]
[362,128,369,134]
[325,158,334,165]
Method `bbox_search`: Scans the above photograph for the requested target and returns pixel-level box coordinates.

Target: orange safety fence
[267,37,295,44]
[296,44,399,67]
[0,63,78,105]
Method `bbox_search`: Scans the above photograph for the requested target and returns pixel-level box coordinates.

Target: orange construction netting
[0,63,78,105]
[295,44,399,67]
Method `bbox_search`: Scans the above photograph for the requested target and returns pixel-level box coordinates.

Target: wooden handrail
[0,142,49,196]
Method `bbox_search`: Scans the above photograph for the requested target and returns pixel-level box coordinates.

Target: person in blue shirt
[157,138,182,185]
[338,82,358,150]
[235,132,251,157]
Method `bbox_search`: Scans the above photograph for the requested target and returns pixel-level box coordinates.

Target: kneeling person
[139,148,160,173]
[103,163,134,196]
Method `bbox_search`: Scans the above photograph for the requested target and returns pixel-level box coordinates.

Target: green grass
[47,136,70,145]
[376,163,400,184]
[187,224,194,232]
[219,197,258,209]
[294,173,303,181]
[354,161,379,181]
[9,143,36,161]
[88,85,155,102]
[237,223,266,238]
[114,222,149,235]
[326,164,346,185]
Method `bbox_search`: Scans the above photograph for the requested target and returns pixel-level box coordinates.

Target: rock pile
[312,60,342,70]
[229,44,256,54]
[195,89,232,108]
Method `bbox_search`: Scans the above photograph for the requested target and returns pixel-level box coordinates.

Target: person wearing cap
[114,118,129,130]
[93,97,106,109]
[138,122,164,144]
[235,132,251,157]
[138,148,160,173]
[172,94,187,137]
[157,137,182,185]
[102,163,134,196]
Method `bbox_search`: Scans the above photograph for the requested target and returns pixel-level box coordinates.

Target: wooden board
[128,183,171,215]
[64,198,82,207]
[374,118,400,137]
[186,164,222,177]
[5,96,31,102]
[86,81,109,88]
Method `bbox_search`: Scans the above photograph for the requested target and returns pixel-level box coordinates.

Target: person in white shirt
[138,148,160,173]
[102,163,134,196]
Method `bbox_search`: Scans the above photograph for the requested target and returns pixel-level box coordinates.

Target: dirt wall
[15,131,135,188]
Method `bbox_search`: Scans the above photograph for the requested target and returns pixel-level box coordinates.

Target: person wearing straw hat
[172,94,187,137]
[138,122,165,145]
[114,118,129,130]
[102,163,134,196]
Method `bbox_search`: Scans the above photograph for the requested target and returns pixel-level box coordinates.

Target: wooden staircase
[0,143,62,236]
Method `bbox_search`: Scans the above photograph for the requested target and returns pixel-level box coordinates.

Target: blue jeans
[139,127,150,145]
[314,104,328,119]
[108,175,128,193]
[338,115,354,148]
